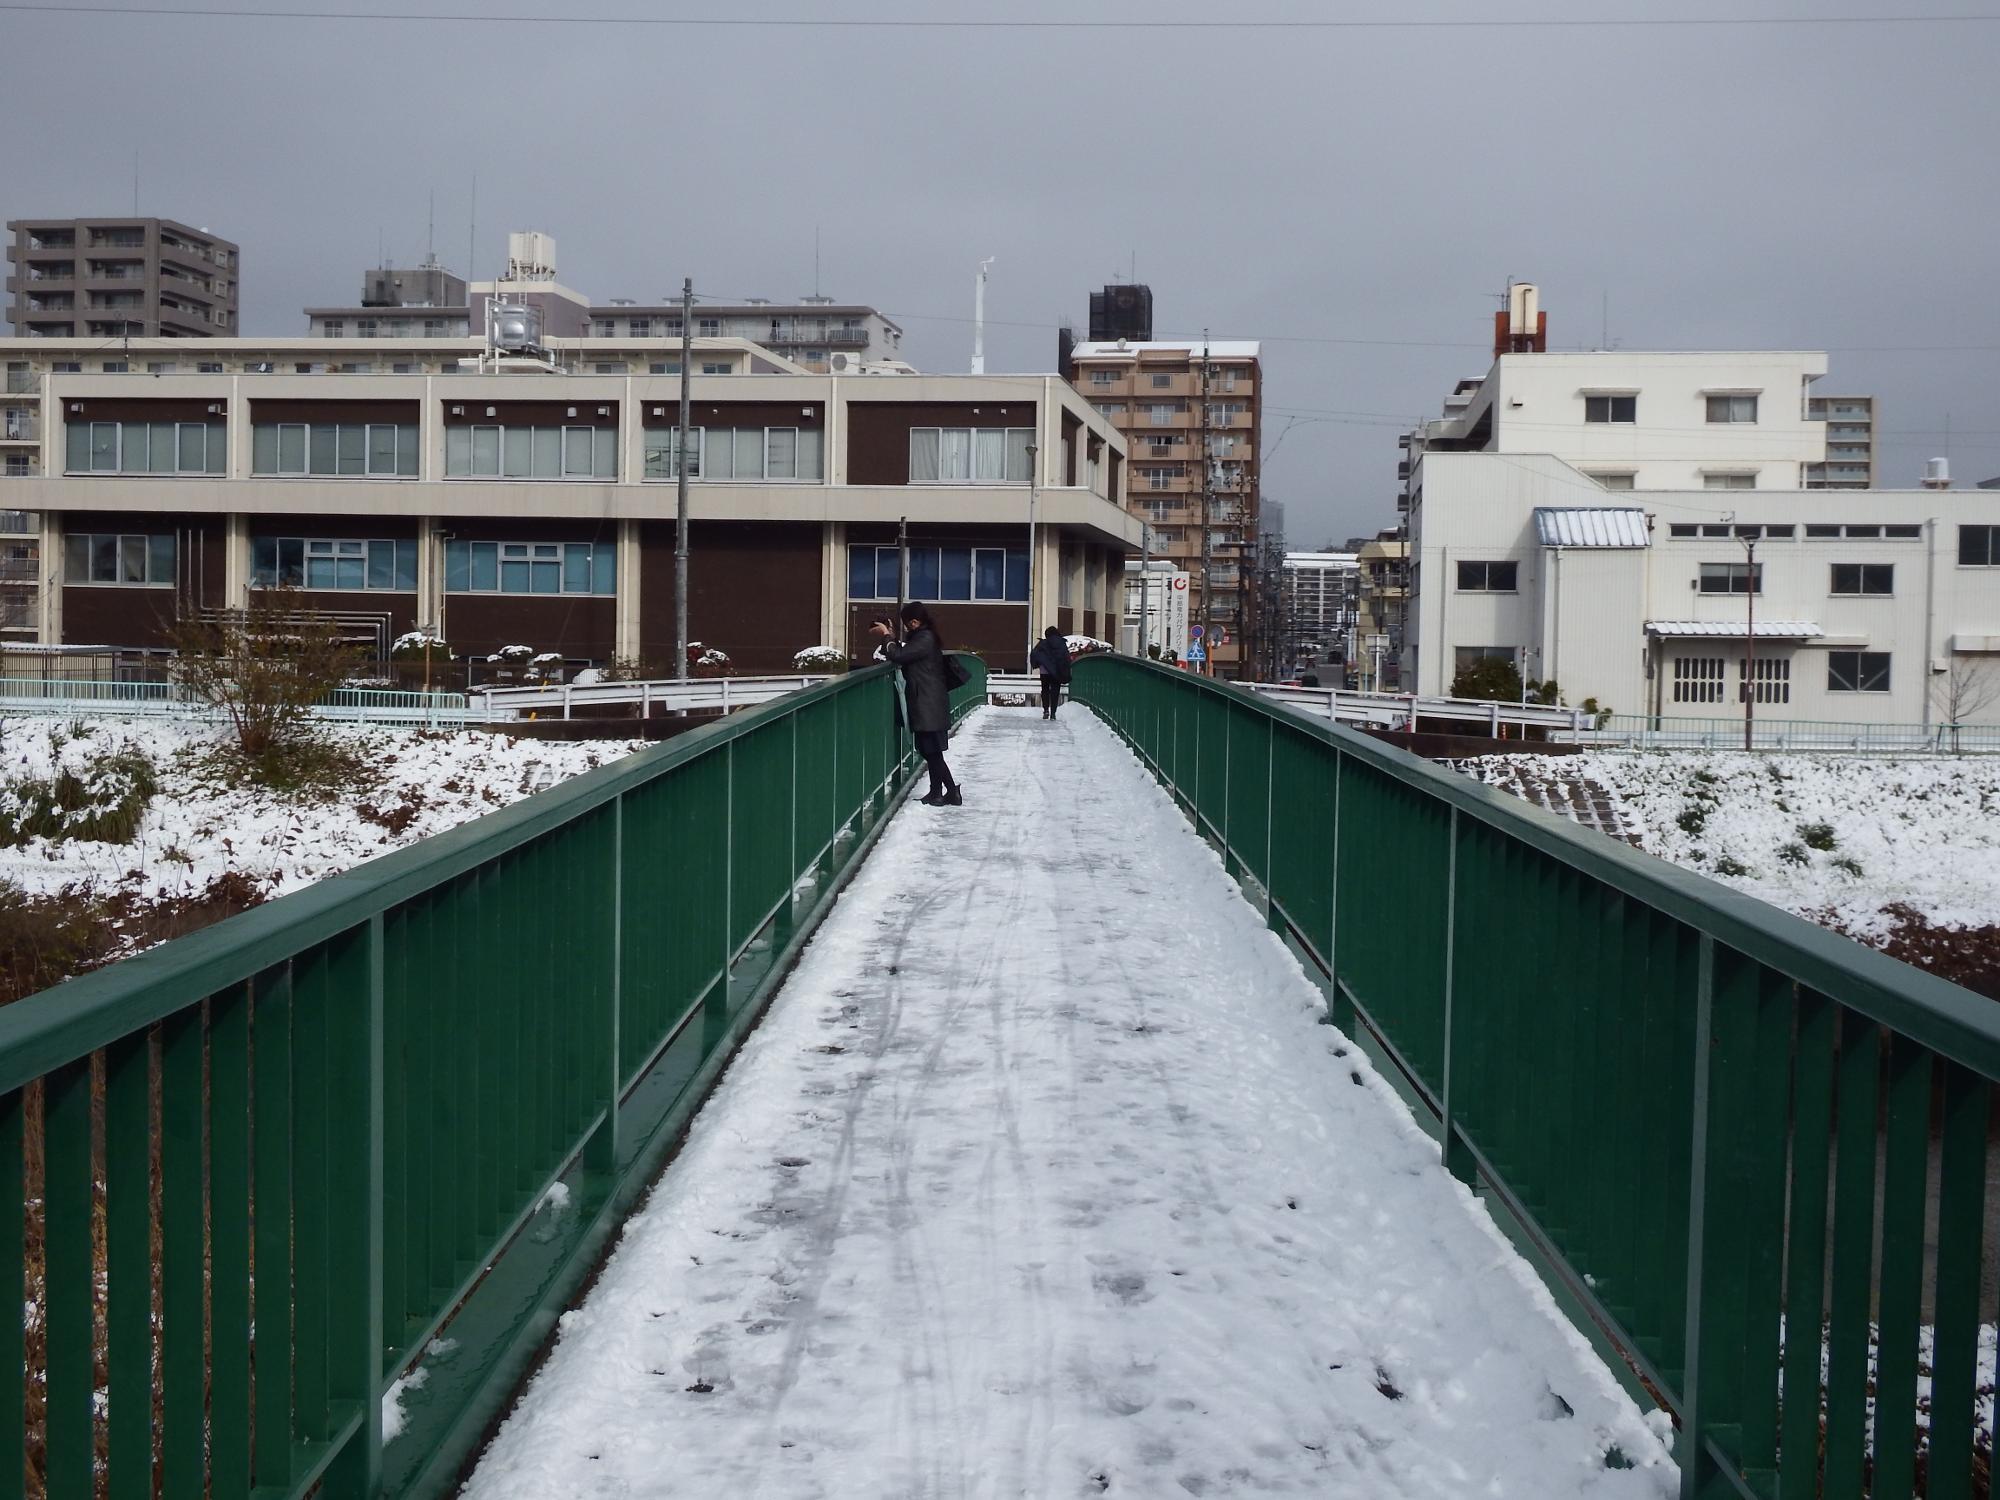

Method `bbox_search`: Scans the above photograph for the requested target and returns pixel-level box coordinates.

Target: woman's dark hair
[899,600,940,635]
[1043,626,1063,641]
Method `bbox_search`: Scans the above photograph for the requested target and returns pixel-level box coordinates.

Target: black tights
[916,733,956,796]
[1040,678,1062,715]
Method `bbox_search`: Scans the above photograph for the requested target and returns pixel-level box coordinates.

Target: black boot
[920,789,946,806]
[943,785,963,806]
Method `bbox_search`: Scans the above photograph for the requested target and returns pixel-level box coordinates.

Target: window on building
[1698,562,1761,594]
[1150,374,1173,389]
[1743,657,1791,704]
[444,540,616,595]
[1455,560,1518,592]
[1584,394,1636,423]
[1588,471,1637,490]
[1669,523,1698,537]
[846,544,1028,602]
[321,320,344,338]
[1961,525,2000,566]
[252,421,418,478]
[1211,370,1239,393]
[1453,645,1515,672]
[697,318,720,337]
[593,319,616,337]
[1830,563,1893,596]
[1765,524,1795,538]
[630,318,651,337]
[1088,370,1115,388]
[1705,394,1759,423]
[907,427,1034,483]
[700,362,730,375]
[1884,524,1921,539]
[197,361,223,374]
[1827,651,1891,693]
[3,454,28,477]
[1806,524,1841,538]
[355,319,378,339]
[62,532,176,586]
[643,426,823,481]
[101,361,128,374]
[445,423,617,480]
[1147,402,1184,427]
[66,419,225,475]
[1672,656,1726,704]
[1147,435,1174,455]
[251,536,418,590]
[593,362,628,374]
[1141,466,1179,491]
[1703,472,1756,490]
[52,362,81,373]
[1845,524,1881,538]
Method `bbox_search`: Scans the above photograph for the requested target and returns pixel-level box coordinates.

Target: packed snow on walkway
[467,707,1675,1499]
[1464,751,2000,942]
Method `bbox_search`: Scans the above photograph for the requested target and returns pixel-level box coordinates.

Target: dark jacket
[881,627,950,734]
[1029,636,1072,682]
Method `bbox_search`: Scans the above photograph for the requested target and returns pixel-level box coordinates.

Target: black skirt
[914,729,951,757]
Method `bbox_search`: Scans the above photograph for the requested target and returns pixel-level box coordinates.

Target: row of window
[1085,369,1243,391]
[64,420,225,475]
[1581,394,1759,425]
[1458,559,1928,596]
[908,428,1034,485]
[253,536,418,591]
[252,422,421,478]
[641,426,824,481]
[1665,523,1924,540]
[1671,652,1890,702]
[847,545,1030,603]
[446,540,615,596]
[63,532,177,585]
[445,424,619,481]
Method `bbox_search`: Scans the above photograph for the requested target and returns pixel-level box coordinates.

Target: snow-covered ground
[465,708,1675,1498]
[1464,752,2000,942]
[0,716,644,907]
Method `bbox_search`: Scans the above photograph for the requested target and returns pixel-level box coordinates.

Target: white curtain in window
[940,428,972,481]
[504,427,534,478]
[909,428,940,482]
[1005,428,1032,483]
[533,427,561,480]
[470,426,501,477]
[796,427,823,480]
[734,428,763,479]
[973,428,1006,482]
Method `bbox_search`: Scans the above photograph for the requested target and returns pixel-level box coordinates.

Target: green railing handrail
[3,656,985,1499]
[1071,654,1998,1500]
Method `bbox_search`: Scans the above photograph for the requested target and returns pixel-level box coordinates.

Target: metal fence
[0,655,985,1498]
[1587,712,2000,754]
[1072,654,1998,1500]
[0,677,472,728]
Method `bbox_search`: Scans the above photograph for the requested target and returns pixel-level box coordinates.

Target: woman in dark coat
[1028,625,1071,720]
[871,601,961,806]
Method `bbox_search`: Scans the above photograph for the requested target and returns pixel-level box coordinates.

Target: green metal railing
[1073,654,1998,1500]
[1,656,984,1499]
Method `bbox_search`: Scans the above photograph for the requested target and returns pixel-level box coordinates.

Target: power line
[4,4,1994,27]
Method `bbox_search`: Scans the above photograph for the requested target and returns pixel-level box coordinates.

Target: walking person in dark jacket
[871,601,961,806]
[1028,626,1071,719]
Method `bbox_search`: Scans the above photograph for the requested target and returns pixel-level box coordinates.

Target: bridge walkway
[463,707,1673,1499]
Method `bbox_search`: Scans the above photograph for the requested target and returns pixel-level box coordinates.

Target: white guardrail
[0,678,472,728]
[1244,683,1589,736]
[471,674,829,721]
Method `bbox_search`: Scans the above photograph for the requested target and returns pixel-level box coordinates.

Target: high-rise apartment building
[1088,283,1153,343]
[1067,335,1262,676]
[6,218,238,338]
[1282,550,1357,662]
[1805,394,1877,488]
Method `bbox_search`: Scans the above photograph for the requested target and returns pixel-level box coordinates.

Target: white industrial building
[1403,286,2000,726]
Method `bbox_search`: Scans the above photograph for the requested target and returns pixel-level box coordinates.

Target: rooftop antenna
[971,256,994,375]
[814,225,821,299]
[468,172,477,279]
[426,189,435,267]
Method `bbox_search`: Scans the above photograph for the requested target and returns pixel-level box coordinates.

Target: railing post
[1679,934,1719,1500]
[325,914,386,1497]
[1439,808,1475,1184]
[1327,749,1352,1032]
[588,795,623,1177]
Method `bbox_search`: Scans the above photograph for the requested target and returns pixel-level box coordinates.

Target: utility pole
[675,277,693,683]
[1025,442,1039,670]
[1740,527,1758,751]
[1141,529,1155,658]
[1197,330,1212,675]
[897,514,910,606]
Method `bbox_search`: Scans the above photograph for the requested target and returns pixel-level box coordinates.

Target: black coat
[1030,637,1072,682]
[881,627,951,734]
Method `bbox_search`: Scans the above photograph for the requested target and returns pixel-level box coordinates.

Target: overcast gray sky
[6,0,1997,543]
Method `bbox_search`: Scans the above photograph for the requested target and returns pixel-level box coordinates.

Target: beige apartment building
[1066,339,1261,674]
[6,218,239,339]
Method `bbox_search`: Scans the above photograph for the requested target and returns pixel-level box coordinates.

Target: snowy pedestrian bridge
[7,659,1995,1499]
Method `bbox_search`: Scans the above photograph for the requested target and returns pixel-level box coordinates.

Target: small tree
[1449,656,1523,703]
[170,588,361,762]
[1932,658,1999,754]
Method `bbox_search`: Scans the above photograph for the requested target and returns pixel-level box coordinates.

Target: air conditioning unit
[828,352,856,374]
